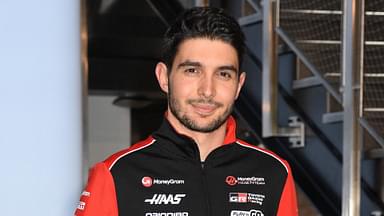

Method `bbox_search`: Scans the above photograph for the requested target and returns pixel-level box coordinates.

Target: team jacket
[75,116,298,216]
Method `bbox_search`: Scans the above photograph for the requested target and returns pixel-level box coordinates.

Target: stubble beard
[168,87,234,133]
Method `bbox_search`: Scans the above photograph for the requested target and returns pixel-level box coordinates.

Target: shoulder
[103,136,156,170]
[235,139,291,174]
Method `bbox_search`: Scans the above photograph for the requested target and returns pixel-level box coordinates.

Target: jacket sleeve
[276,164,298,216]
[74,162,118,216]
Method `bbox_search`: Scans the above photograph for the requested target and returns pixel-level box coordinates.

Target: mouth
[192,103,216,115]
[189,100,222,117]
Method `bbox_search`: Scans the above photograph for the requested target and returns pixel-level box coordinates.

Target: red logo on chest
[226,176,238,186]
[142,176,153,187]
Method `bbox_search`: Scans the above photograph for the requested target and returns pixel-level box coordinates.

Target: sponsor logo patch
[226,176,238,186]
[229,193,265,205]
[225,176,265,186]
[230,209,264,216]
[142,176,185,187]
[144,194,186,205]
[145,213,189,216]
[77,201,86,210]
[81,191,91,197]
[229,192,248,203]
[142,176,153,187]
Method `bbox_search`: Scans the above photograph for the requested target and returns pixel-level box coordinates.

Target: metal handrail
[359,117,384,149]
[275,27,343,104]
[245,0,262,14]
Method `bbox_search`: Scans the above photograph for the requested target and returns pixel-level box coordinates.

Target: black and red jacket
[75,116,298,216]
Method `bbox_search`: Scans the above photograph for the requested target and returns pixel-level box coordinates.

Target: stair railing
[261,0,384,215]
[262,0,305,146]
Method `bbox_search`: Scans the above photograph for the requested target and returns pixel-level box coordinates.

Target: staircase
[226,0,384,215]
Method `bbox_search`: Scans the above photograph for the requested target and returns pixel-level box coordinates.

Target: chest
[112,159,285,216]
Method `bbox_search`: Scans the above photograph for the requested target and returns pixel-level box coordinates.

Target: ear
[155,62,169,93]
[235,72,246,99]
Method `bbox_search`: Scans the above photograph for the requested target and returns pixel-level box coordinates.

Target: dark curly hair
[161,7,245,71]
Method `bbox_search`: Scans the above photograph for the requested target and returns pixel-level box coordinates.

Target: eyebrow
[176,60,202,69]
[177,60,238,74]
[218,65,238,74]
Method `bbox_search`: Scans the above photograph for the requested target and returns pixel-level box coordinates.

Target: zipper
[186,138,210,215]
[199,160,211,216]
[189,138,219,216]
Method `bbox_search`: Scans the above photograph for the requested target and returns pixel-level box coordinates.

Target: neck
[166,112,227,161]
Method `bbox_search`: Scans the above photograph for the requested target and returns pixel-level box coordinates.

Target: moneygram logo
[230,209,264,216]
[142,176,153,187]
[142,176,185,188]
[226,176,265,186]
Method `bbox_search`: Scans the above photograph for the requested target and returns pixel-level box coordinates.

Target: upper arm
[276,164,298,216]
[75,163,118,216]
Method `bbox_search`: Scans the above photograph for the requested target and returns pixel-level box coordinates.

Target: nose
[197,74,216,98]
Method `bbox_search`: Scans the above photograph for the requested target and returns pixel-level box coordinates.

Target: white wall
[87,95,131,167]
[0,0,82,215]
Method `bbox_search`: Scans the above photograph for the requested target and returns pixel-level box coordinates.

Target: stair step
[365,148,384,159]
[322,111,343,124]
[293,76,322,89]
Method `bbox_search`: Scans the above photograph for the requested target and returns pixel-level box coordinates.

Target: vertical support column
[341,0,365,215]
[195,0,210,7]
[81,0,90,183]
[0,0,82,215]
[380,159,384,203]
[262,0,279,137]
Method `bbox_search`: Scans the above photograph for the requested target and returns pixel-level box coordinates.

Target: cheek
[170,77,196,97]
[217,84,238,101]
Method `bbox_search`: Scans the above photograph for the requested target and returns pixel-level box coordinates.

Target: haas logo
[145,194,186,205]
[226,176,238,186]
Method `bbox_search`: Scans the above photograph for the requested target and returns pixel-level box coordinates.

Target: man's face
[157,38,245,133]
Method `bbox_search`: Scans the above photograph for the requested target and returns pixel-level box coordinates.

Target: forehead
[173,38,239,69]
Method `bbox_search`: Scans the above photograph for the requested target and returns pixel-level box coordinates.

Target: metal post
[341,0,365,215]
[262,0,279,137]
[261,0,304,143]
[195,0,209,7]
[380,159,384,203]
[81,0,90,183]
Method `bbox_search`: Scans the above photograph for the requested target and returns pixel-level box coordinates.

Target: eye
[218,71,233,80]
[184,67,199,75]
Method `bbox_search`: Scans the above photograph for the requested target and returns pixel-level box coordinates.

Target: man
[75,7,298,216]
